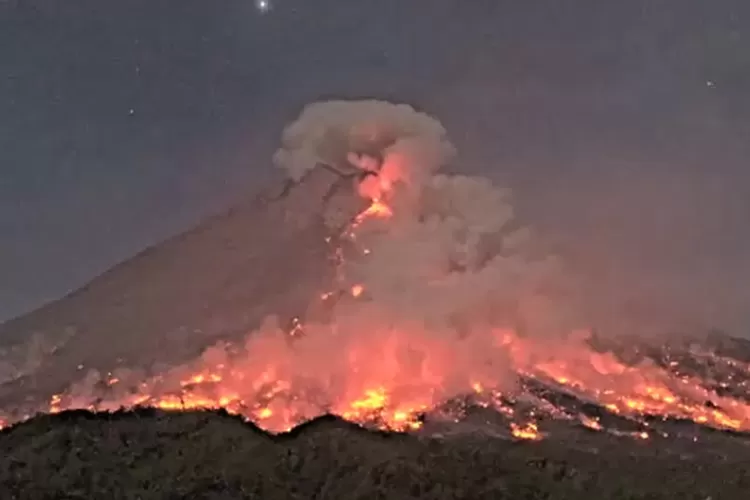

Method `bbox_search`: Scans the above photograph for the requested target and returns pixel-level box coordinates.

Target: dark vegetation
[1,408,748,499]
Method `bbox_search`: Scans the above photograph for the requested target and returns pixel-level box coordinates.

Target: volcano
[0,162,368,416]
[1,100,749,452]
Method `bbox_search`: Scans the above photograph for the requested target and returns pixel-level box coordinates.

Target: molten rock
[1,100,750,444]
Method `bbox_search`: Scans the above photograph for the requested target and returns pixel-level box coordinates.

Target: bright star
[255,0,271,13]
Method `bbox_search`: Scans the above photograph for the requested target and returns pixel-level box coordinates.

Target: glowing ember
[579,415,603,431]
[49,394,62,414]
[350,388,387,410]
[361,198,392,219]
[511,421,542,441]
[338,387,426,431]
[257,407,273,419]
[182,373,222,386]
[351,198,393,230]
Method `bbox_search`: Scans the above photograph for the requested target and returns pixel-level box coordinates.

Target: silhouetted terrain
[1,409,747,499]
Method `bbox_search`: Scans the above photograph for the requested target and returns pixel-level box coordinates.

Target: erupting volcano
[1,100,749,446]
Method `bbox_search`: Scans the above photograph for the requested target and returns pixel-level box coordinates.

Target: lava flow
[15,166,750,439]
[2,100,750,441]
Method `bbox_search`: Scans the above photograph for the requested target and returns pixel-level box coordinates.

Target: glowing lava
[1,184,749,444]
[355,198,392,223]
[511,421,542,441]
[3,98,750,443]
[16,188,745,441]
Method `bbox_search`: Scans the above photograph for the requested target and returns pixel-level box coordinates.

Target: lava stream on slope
[2,100,750,444]
[2,190,749,442]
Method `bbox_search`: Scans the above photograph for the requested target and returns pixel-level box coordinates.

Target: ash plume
[121,99,583,425]
[273,100,456,186]
[274,99,579,334]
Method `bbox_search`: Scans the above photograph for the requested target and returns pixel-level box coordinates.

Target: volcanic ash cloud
[273,99,455,187]
[180,99,582,422]
[272,99,576,331]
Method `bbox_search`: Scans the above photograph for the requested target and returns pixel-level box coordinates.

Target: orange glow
[8,309,750,439]
[579,415,603,431]
[181,373,222,386]
[335,387,426,432]
[511,421,542,441]
[350,388,387,410]
[363,198,393,218]
[352,198,393,228]
[2,168,750,445]
[49,394,62,414]
[257,407,273,419]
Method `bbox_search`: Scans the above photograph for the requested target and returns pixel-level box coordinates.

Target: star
[255,0,271,14]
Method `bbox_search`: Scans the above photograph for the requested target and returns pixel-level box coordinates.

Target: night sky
[1,1,749,329]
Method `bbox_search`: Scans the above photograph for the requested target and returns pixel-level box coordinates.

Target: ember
[511,421,542,441]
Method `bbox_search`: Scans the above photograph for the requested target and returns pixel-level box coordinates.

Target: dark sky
[1,0,749,330]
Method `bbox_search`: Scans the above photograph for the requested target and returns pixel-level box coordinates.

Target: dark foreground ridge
[1,409,747,499]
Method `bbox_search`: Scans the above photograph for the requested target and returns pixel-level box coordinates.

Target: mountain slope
[0,165,367,408]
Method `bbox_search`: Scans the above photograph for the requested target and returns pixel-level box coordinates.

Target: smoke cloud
[163,99,583,423]
[273,99,579,335]
[273,100,456,187]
